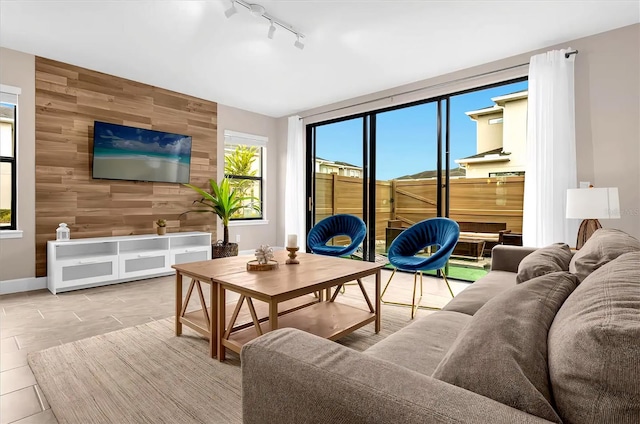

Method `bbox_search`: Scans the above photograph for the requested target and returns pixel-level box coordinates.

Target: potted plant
[156,219,167,235]
[183,177,259,258]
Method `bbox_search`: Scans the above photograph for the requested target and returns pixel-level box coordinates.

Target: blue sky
[94,122,192,156]
[316,80,528,180]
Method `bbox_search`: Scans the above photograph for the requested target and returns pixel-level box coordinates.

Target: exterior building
[315,157,362,178]
[0,109,13,217]
[456,91,528,178]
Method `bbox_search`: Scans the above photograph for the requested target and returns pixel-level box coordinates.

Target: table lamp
[566,187,620,249]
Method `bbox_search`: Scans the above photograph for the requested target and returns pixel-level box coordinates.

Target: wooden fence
[315,174,524,243]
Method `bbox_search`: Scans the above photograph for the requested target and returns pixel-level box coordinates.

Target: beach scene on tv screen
[93,122,192,183]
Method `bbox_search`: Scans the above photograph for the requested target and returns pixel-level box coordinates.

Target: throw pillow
[569,228,640,282]
[432,271,578,423]
[516,243,572,284]
[548,251,640,424]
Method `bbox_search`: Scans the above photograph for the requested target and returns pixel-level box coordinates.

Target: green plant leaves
[183,177,261,243]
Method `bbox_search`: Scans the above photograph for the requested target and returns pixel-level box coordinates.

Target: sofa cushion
[569,228,640,281]
[442,270,515,315]
[516,243,571,284]
[432,271,579,423]
[364,311,471,376]
[548,251,640,424]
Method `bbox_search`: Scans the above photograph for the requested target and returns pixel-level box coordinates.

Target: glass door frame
[305,76,528,263]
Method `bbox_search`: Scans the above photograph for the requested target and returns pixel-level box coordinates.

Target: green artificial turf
[423,266,488,282]
[353,251,489,283]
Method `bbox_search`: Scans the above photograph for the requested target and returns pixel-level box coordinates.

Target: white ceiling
[1,1,638,117]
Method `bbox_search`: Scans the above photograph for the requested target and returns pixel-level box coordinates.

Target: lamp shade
[566,187,620,219]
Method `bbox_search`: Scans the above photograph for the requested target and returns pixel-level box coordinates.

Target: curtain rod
[299,49,578,121]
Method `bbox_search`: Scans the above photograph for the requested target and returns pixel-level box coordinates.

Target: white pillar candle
[287,234,298,248]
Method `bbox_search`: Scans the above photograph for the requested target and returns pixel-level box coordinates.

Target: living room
[1,1,639,423]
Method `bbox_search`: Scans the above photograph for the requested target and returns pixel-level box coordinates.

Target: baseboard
[0,276,48,295]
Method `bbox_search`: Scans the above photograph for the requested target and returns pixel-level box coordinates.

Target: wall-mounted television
[92,121,192,184]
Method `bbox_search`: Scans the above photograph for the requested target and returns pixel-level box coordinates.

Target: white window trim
[224,130,267,147]
[228,219,269,227]
[223,130,268,223]
[0,230,23,239]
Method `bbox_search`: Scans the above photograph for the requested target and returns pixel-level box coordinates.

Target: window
[223,130,266,221]
[489,171,525,177]
[0,86,18,231]
[488,117,504,125]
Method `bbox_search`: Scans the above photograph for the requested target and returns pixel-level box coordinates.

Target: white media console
[47,232,211,294]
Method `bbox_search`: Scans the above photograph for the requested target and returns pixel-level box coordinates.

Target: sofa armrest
[241,328,553,424]
[490,245,538,272]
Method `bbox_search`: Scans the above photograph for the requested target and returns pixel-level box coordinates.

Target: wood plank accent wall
[35,57,217,277]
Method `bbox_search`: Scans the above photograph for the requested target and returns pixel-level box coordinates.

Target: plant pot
[157,227,166,235]
[212,242,238,258]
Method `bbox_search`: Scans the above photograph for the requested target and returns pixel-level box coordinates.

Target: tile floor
[0,269,470,423]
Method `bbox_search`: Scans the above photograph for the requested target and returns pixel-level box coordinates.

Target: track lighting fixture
[249,3,265,17]
[224,1,305,49]
[224,1,237,18]
[267,21,276,39]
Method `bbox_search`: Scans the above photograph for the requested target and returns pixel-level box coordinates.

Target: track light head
[267,21,276,39]
[224,1,305,49]
[249,3,266,17]
[224,2,237,18]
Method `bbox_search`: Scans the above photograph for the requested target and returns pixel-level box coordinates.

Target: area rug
[28,305,414,424]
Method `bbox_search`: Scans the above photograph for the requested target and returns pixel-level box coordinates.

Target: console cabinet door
[171,246,211,265]
[52,256,119,292]
[119,251,171,279]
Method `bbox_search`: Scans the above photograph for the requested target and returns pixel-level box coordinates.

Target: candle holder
[286,247,299,265]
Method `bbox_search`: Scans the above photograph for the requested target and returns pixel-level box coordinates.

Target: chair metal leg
[442,268,455,298]
[382,267,455,318]
[380,268,397,300]
[411,272,418,319]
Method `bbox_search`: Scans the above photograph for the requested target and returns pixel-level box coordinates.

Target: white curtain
[284,115,306,250]
[522,48,577,247]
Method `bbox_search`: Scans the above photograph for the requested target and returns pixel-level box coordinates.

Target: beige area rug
[28,305,415,424]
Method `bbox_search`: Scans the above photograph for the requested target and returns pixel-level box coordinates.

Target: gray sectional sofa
[241,229,640,424]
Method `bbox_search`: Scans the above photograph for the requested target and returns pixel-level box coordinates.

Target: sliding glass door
[375,101,440,255]
[306,78,528,281]
[307,116,371,260]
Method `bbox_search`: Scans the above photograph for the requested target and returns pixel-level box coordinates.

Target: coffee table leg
[217,284,225,362]
[175,271,182,336]
[269,301,278,332]
[210,281,218,359]
[375,270,381,333]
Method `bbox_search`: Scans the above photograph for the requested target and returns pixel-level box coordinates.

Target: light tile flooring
[0,269,470,423]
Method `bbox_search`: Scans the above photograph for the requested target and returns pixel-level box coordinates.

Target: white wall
[216,104,280,250]
[0,48,36,282]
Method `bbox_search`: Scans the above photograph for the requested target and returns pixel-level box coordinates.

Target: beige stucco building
[456,91,528,178]
[0,115,14,215]
[315,157,362,178]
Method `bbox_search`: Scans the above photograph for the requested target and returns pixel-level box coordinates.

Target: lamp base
[576,219,602,250]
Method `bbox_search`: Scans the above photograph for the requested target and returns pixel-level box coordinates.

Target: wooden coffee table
[173,256,319,358]
[173,251,383,360]
[216,250,383,361]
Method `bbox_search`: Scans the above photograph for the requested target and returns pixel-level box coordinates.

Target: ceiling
[1,1,638,117]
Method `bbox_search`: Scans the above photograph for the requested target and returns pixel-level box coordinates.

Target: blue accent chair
[307,214,369,300]
[307,214,367,257]
[382,218,460,318]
